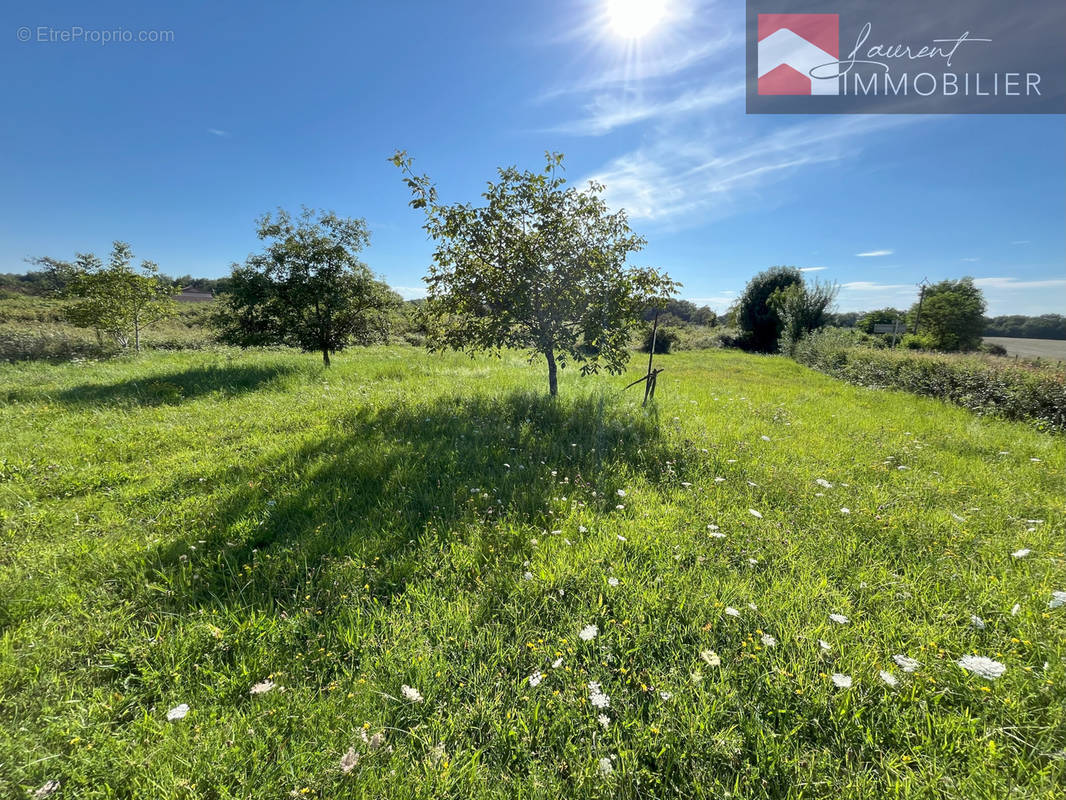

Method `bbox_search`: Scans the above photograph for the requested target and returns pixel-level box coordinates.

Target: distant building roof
[176,286,214,302]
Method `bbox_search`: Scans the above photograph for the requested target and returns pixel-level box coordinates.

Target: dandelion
[249,679,276,695]
[701,649,721,666]
[34,781,60,799]
[760,634,777,648]
[831,673,852,688]
[597,713,610,729]
[970,615,986,630]
[879,670,898,687]
[748,509,763,519]
[367,732,384,750]
[528,671,544,688]
[1049,591,1066,609]
[892,655,920,672]
[957,654,1006,680]
[598,756,614,776]
[339,747,360,773]
[816,478,832,488]
[167,703,190,721]
[588,681,610,708]
[579,624,599,641]
[1011,548,1031,559]
[725,606,740,617]
[607,577,619,587]
[829,613,849,624]
[401,684,424,703]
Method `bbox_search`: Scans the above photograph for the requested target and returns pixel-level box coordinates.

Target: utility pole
[912,278,929,335]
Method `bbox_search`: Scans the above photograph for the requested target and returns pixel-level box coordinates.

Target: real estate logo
[757,14,839,95]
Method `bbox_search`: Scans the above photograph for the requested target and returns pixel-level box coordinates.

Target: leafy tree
[392,150,677,396]
[217,208,397,365]
[911,277,986,351]
[856,307,905,334]
[735,266,803,352]
[769,279,839,356]
[32,242,176,351]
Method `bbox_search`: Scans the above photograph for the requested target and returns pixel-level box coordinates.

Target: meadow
[1,346,1063,799]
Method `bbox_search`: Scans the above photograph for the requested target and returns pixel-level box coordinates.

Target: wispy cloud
[855,249,893,257]
[960,257,980,262]
[207,128,231,138]
[799,266,827,272]
[973,276,1066,290]
[1011,240,1030,245]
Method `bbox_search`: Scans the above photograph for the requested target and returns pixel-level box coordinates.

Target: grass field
[983,337,1066,361]
[1,347,1063,799]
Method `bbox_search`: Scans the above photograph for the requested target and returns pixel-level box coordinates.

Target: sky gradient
[2,0,1063,315]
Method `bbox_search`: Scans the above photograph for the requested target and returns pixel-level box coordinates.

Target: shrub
[794,329,1066,430]
[640,325,680,354]
[735,266,803,352]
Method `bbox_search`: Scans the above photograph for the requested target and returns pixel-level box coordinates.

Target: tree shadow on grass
[19,363,305,407]
[143,388,693,618]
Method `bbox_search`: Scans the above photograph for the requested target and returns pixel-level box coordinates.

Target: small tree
[856,307,905,334]
[217,209,397,365]
[910,277,986,351]
[769,279,839,356]
[735,266,803,352]
[33,241,176,351]
[392,151,677,396]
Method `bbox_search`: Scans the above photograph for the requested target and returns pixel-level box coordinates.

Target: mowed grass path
[0,347,1063,799]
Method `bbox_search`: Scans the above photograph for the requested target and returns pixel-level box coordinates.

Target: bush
[794,329,1066,430]
[982,342,1008,356]
[639,325,679,354]
[0,328,118,362]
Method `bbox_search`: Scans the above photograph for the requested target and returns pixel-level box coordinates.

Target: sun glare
[606,0,668,40]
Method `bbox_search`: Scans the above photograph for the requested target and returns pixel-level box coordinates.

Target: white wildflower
[607,577,619,587]
[660,691,672,700]
[367,732,384,750]
[552,657,563,668]
[709,531,726,539]
[401,684,424,703]
[707,524,719,531]
[339,747,360,773]
[1049,591,1066,609]
[760,634,776,648]
[579,624,599,641]
[588,681,610,708]
[840,508,850,514]
[523,571,533,581]
[831,673,852,688]
[816,478,832,488]
[957,654,1006,680]
[528,671,544,688]
[892,655,920,672]
[1011,603,1021,616]
[819,639,831,651]
[1011,548,1031,559]
[34,781,60,799]
[748,509,762,519]
[616,489,626,497]
[249,679,276,695]
[700,649,721,666]
[598,756,614,776]
[879,670,898,687]
[829,613,849,624]
[166,703,190,721]
[725,606,740,617]
[761,435,771,441]
[616,534,627,542]
[597,713,610,729]
[970,615,986,630]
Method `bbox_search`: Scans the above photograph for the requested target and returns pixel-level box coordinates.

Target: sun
[605,0,668,40]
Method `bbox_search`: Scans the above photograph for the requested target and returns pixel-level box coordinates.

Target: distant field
[1,347,1063,799]
[984,337,1066,360]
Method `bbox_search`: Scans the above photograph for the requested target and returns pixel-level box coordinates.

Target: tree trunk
[545,348,558,397]
[322,347,331,367]
[134,315,141,353]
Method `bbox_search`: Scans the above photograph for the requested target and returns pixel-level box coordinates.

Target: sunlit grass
[1,346,1063,798]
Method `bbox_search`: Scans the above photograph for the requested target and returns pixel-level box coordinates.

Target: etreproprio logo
[746,1,1066,114]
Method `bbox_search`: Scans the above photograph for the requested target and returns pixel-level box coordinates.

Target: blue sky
[2,0,1063,315]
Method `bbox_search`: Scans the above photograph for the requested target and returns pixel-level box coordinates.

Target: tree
[856,307,905,334]
[769,279,839,356]
[735,266,803,352]
[392,150,677,396]
[910,277,986,351]
[216,208,396,365]
[33,241,176,351]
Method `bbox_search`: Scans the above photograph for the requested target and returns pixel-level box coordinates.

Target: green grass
[0,346,1063,799]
